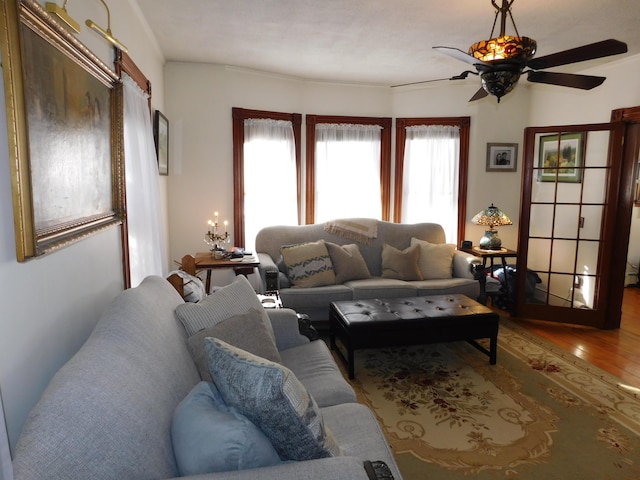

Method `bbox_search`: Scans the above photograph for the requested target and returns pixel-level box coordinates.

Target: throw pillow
[280,240,336,288]
[325,242,371,283]
[381,243,423,281]
[411,238,456,280]
[204,338,342,461]
[175,275,276,344]
[186,308,282,383]
[171,381,281,476]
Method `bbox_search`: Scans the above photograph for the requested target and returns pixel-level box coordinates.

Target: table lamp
[471,203,512,250]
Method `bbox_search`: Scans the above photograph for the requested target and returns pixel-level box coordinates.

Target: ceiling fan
[393,0,628,102]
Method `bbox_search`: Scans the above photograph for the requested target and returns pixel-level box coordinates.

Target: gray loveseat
[256,219,483,327]
[11,276,401,480]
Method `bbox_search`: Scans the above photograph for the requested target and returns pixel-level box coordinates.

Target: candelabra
[204,229,230,252]
[204,214,230,253]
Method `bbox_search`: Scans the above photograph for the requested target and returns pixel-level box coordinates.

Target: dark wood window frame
[305,115,392,224]
[394,116,470,243]
[114,49,152,289]
[232,107,302,247]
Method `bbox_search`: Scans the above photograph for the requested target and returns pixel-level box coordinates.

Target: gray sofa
[11,276,401,480]
[256,219,483,326]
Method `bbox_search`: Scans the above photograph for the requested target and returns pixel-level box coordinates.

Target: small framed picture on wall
[154,110,169,175]
[486,143,518,172]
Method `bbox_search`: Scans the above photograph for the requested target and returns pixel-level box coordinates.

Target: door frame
[609,105,640,325]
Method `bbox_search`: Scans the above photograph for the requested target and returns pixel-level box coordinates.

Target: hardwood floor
[509,286,640,389]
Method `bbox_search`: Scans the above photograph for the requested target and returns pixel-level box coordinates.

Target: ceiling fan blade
[469,87,488,102]
[527,39,627,70]
[433,46,488,67]
[391,71,476,88]
[527,71,606,90]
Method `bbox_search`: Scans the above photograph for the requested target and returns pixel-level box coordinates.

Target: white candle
[214,211,219,227]
[224,220,228,233]
[207,220,213,234]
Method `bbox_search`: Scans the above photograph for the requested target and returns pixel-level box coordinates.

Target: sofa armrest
[452,250,483,280]
[256,252,279,293]
[266,308,310,351]
[453,250,487,304]
[178,456,375,480]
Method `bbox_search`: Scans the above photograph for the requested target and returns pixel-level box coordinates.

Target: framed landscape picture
[486,143,518,172]
[0,0,124,261]
[537,132,585,183]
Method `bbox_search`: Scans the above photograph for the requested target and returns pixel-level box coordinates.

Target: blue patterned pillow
[204,338,342,461]
[171,382,281,475]
[280,240,335,288]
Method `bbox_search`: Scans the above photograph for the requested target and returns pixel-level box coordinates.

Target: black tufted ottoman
[329,294,499,379]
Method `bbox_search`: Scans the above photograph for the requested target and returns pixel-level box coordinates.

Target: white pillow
[410,238,455,280]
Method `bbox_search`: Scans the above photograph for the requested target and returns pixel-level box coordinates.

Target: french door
[515,121,630,328]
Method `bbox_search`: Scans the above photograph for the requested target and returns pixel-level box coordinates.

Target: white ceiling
[134,0,640,87]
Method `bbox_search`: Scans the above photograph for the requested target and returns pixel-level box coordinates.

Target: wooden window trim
[232,107,302,247]
[305,114,392,224]
[115,49,151,109]
[114,49,152,289]
[394,117,470,243]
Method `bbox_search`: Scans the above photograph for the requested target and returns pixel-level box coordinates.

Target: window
[232,108,301,251]
[394,117,470,244]
[306,115,392,223]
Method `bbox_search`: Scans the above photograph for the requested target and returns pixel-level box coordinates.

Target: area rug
[340,318,640,479]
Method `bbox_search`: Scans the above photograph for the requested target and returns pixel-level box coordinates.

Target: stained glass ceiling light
[468,0,537,101]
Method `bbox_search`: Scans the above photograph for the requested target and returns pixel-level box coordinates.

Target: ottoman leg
[489,334,498,365]
[348,345,355,380]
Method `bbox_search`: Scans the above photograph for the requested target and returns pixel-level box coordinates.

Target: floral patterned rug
[342,318,640,479]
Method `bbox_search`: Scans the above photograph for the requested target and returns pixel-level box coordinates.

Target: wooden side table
[460,246,518,307]
[185,252,260,293]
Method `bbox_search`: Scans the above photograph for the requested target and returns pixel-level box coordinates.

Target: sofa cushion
[280,240,336,288]
[204,337,342,461]
[325,242,371,283]
[414,277,480,298]
[279,340,357,407]
[381,243,423,281]
[175,276,276,344]
[411,237,455,280]
[186,308,282,382]
[171,381,281,476]
[346,278,418,299]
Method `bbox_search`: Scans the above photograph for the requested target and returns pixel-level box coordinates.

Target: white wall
[165,65,393,285]
[526,55,640,284]
[164,63,528,277]
[0,0,166,460]
[164,54,640,278]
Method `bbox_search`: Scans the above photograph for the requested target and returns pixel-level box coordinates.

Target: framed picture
[154,110,169,175]
[0,0,124,261]
[486,143,518,172]
[537,132,585,183]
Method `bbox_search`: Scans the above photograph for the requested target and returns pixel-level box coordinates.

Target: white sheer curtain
[243,118,298,252]
[402,125,460,244]
[123,73,168,287]
[314,123,382,222]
